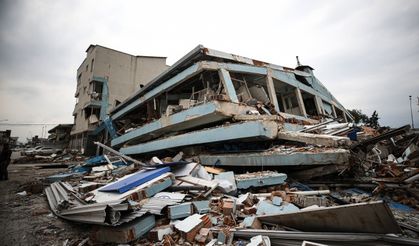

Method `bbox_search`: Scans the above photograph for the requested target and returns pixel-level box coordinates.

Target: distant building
[48,124,73,147]
[9,137,18,147]
[70,45,169,154]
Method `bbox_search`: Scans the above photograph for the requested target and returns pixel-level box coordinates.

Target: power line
[0,123,62,126]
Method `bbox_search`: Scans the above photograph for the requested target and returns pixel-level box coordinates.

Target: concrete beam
[218,68,239,103]
[111,101,254,147]
[277,131,351,147]
[331,104,338,118]
[199,149,349,167]
[204,61,335,110]
[294,87,307,117]
[314,95,324,116]
[235,171,287,189]
[343,111,348,122]
[279,112,319,124]
[280,94,287,112]
[218,62,267,75]
[266,69,280,113]
[120,121,280,155]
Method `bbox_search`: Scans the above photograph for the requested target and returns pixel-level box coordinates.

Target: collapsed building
[104,45,353,170]
[35,45,418,245]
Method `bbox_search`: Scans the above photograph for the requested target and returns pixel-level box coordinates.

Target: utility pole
[409,95,414,128]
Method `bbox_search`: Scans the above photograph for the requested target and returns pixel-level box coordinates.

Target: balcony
[83,99,101,109]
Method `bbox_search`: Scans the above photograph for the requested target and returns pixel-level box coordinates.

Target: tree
[367,110,380,129]
[348,109,380,129]
[348,109,369,124]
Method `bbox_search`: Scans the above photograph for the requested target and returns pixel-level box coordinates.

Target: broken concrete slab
[214,171,237,194]
[120,121,280,155]
[235,171,287,189]
[254,201,401,234]
[168,202,193,219]
[192,200,210,214]
[111,101,256,147]
[277,131,351,147]
[199,148,349,167]
[256,200,299,215]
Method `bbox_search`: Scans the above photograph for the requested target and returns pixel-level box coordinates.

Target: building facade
[70,45,168,154]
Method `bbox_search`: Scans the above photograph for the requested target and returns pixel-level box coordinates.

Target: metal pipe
[288,190,330,196]
[93,141,146,167]
[409,95,414,128]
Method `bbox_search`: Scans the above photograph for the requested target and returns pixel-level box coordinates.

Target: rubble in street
[4,46,419,245]
[12,150,86,165]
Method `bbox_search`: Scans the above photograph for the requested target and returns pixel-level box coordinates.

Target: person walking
[0,143,12,180]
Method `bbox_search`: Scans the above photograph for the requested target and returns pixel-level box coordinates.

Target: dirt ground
[0,162,89,246]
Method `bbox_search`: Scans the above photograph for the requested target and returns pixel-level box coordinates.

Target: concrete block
[168,202,193,220]
[256,200,300,216]
[235,171,287,189]
[272,196,283,206]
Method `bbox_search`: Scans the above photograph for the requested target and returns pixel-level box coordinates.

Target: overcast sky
[0,0,418,142]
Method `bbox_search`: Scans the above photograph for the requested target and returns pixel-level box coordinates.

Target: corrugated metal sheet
[91,173,174,203]
[99,167,170,193]
[153,192,186,202]
[45,182,148,226]
[140,197,179,215]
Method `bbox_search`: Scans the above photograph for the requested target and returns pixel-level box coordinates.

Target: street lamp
[409,95,414,128]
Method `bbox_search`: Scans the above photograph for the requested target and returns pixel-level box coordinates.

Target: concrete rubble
[38,125,419,245]
[30,46,419,245]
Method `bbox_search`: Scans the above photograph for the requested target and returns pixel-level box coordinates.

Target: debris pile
[13,151,85,164]
[40,130,419,245]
